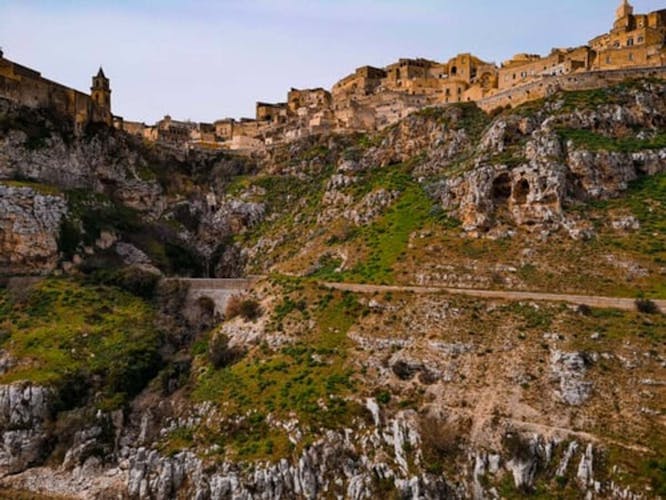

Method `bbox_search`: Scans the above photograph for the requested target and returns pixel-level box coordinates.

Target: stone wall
[477,66,666,112]
[0,56,111,128]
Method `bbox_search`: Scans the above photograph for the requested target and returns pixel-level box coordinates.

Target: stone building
[332,66,387,99]
[498,47,592,91]
[0,50,113,128]
[287,88,332,114]
[256,102,288,124]
[589,0,666,69]
[6,0,664,154]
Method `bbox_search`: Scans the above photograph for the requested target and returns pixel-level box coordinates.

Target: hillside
[0,80,664,499]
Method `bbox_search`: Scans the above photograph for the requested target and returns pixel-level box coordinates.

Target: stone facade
[0,50,113,128]
[178,0,663,152]
[2,1,664,152]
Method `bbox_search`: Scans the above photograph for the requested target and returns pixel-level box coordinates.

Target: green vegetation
[582,172,666,297]
[191,287,367,460]
[558,128,666,153]
[502,302,557,331]
[237,165,335,267]
[343,185,434,284]
[417,102,490,142]
[0,278,162,409]
[311,162,458,284]
[0,180,62,195]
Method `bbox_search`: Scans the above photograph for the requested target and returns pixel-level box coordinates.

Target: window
[627,38,634,46]
[638,36,644,43]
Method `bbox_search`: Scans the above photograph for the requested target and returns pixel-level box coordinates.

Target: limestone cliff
[0,81,664,499]
[0,185,67,275]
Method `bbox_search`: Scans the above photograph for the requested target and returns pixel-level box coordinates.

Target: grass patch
[558,128,666,153]
[191,287,367,460]
[0,180,62,195]
[0,278,161,409]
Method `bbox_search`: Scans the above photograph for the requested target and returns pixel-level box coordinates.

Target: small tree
[208,333,238,369]
[636,298,660,315]
[225,295,262,321]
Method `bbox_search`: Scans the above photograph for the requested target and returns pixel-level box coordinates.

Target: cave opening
[492,173,512,205]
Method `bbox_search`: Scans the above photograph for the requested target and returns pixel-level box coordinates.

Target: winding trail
[320,282,666,313]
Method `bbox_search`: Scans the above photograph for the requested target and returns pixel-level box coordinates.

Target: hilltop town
[1,0,666,154]
[2,1,666,498]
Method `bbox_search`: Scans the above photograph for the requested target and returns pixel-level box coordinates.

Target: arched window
[451,66,457,75]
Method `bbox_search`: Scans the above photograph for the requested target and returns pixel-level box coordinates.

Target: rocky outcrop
[0,184,67,275]
[435,140,666,237]
[550,350,593,406]
[0,382,53,475]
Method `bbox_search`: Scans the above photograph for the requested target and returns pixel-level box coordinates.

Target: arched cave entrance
[492,173,512,205]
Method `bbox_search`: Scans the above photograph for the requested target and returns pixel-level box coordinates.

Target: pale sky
[0,1,662,123]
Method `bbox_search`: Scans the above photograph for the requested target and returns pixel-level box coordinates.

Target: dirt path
[506,419,655,454]
[165,276,664,312]
[321,282,666,312]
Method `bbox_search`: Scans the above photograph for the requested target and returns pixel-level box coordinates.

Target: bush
[225,295,262,321]
[577,304,593,316]
[159,359,191,396]
[208,333,240,369]
[636,299,660,315]
[58,219,82,259]
[502,432,534,462]
[419,416,464,474]
[89,265,161,299]
[375,389,391,405]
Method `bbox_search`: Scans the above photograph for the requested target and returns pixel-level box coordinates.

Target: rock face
[0,184,67,275]
[429,85,666,235]
[0,382,53,475]
[550,350,593,406]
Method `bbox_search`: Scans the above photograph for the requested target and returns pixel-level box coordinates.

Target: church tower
[91,67,111,113]
[615,0,633,21]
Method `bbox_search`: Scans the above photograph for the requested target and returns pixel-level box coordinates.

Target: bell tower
[615,0,633,21]
[91,67,111,112]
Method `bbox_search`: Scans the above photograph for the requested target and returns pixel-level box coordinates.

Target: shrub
[89,265,161,299]
[419,416,464,474]
[159,359,192,396]
[636,299,660,315]
[577,304,593,316]
[58,219,82,260]
[375,389,391,405]
[225,295,262,321]
[207,333,240,369]
[502,432,534,462]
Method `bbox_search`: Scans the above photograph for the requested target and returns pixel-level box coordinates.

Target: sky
[0,0,662,123]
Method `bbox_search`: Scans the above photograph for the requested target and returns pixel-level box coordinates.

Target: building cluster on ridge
[1,1,665,153]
